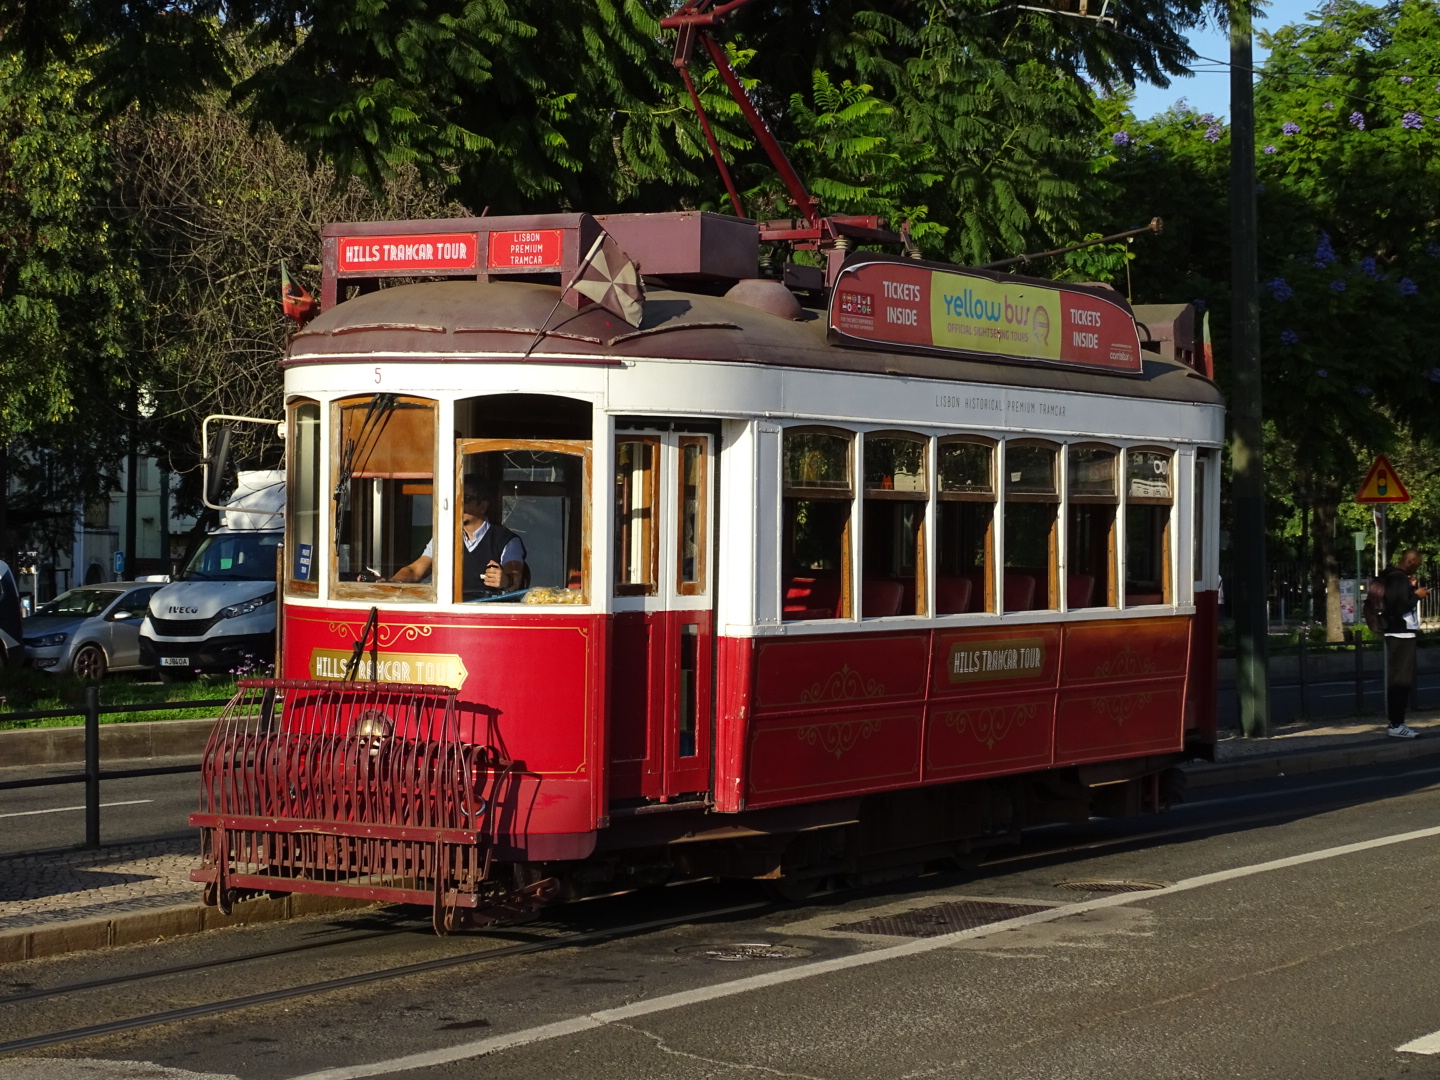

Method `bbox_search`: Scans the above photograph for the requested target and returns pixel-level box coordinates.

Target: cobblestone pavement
[0,838,200,932]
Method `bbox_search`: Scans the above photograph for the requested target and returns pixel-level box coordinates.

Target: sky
[1128,0,1320,119]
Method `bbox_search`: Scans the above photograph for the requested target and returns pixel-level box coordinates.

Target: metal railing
[0,686,230,848]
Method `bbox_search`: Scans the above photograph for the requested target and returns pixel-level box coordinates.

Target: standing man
[1380,548,1428,738]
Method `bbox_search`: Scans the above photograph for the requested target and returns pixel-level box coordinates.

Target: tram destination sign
[336,232,480,273]
[829,256,1143,375]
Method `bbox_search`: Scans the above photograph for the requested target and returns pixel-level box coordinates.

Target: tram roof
[287,280,1222,407]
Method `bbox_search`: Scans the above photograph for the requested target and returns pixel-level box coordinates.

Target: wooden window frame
[455,437,592,606]
[329,394,438,604]
[782,425,855,620]
[285,397,321,598]
[936,434,997,503]
[1125,446,1174,606]
[1067,442,1119,607]
[676,435,709,596]
[614,435,660,597]
[862,431,927,617]
[1003,439,1060,610]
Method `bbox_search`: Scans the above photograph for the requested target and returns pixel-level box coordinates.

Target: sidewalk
[4,713,1440,965]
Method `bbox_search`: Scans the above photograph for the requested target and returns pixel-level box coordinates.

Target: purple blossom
[1350,112,1366,130]
[1427,242,1440,259]
[1112,130,1131,147]
[1280,329,1300,345]
[1355,385,1372,397]
[1360,256,1380,277]
[1314,232,1337,267]
[1204,124,1223,142]
[1317,369,1329,378]
[1263,144,1278,154]
[1400,75,1414,84]
[1330,279,1347,292]
[1268,277,1295,301]
[1282,121,1301,136]
[1403,112,1424,130]
[1193,298,1207,311]
[1200,113,1215,124]
[1324,100,1334,109]
[1400,277,1419,296]
[1426,368,1440,383]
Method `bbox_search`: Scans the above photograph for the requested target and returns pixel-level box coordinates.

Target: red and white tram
[192,211,1223,930]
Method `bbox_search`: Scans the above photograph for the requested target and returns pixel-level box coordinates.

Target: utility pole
[124,386,138,582]
[1230,0,1271,737]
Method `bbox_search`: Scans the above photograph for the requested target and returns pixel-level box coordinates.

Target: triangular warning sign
[1356,454,1411,503]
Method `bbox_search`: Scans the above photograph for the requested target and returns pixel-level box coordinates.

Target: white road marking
[287,823,1440,1080]
[1398,1029,1440,1054]
[0,800,153,819]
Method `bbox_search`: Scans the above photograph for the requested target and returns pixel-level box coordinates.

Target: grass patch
[0,670,240,729]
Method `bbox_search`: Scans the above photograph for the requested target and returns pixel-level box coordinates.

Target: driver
[388,478,526,597]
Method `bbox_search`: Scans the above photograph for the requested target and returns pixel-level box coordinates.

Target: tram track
[5,763,1436,1056]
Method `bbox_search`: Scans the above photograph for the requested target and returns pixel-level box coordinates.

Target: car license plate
[160,656,190,667]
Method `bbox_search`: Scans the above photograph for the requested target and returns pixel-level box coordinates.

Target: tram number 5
[374,367,383,385]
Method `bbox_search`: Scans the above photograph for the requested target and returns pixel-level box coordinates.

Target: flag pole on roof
[523,230,646,357]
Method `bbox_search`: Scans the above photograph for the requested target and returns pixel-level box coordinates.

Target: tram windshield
[457,441,588,604]
[332,395,437,595]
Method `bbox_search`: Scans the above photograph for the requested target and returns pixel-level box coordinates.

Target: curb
[0,891,376,966]
[1185,734,1440,788]
[0,717,217,768]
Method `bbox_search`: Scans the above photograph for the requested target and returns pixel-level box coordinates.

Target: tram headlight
[351,710,393,754]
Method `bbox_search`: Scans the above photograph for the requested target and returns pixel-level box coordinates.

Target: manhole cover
[676,943,813,961]
[1054,879,1172,893]
[832,899,1049,938]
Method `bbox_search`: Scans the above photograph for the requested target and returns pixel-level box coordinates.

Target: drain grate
[1054,879,1171,893]
[676,943,814,962]
[832,899,1050,938]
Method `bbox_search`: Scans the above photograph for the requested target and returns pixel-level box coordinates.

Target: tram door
[609,430,714,802]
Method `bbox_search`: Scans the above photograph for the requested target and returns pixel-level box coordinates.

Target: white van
[139,470,283,677]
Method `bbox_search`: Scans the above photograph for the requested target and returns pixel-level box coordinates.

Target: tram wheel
[72,643,107,682]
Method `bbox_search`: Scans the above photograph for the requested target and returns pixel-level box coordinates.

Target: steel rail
[0,901,771,1054]
[0,929,403,1007]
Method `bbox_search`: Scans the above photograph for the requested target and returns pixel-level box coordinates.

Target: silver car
[22,582,164,680]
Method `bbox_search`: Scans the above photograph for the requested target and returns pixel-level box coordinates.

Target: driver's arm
[387,554,432,584]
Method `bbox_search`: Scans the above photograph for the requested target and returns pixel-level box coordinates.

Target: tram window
[1066,445,1118,608]
[863,434,926,617]
[936,438,994,615]
[287,399,320,594]
[614,438,658,596]
[677,437,708,594]
[458,441,589,604]
[782,428,853,621]
[1126,448,1173,606]
[1003,443,1058,612]
[331,395,436,598]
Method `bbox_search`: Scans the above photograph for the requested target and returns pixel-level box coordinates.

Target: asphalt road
[5,761,1440,1079]
[0,765,198,856]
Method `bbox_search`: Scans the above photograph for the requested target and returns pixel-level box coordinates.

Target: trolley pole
[1229,0,1272,738]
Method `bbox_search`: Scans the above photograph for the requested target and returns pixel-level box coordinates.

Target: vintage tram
[190,210,1223,930]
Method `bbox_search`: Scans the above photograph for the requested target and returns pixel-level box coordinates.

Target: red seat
[862,579,904,618]
[1003,570,1038,612]
[1067,573,1096,608]
[784,576,841,620]
[936,576,973,615]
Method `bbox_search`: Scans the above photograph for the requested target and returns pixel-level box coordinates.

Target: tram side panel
[281,607,610,860]
[716,616,1194,813]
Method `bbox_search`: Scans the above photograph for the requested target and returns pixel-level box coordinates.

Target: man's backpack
[1362,575,1387,634]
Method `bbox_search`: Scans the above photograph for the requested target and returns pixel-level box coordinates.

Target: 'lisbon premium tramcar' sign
[830,255,1143,375]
